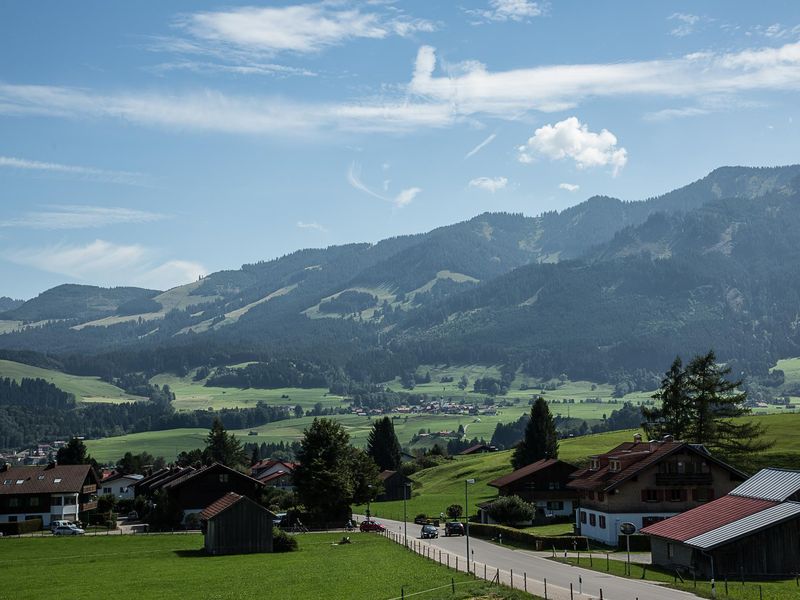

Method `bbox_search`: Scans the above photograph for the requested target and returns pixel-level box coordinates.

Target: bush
[273,527,298,552]
[469,522,586,550]
[446,504,463,519]
[0,518,42,535]
[485,495,534,526]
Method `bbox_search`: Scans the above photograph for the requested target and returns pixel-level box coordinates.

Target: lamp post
[465,478,475,573]
[366,484,374,521]
[403,482,411,545]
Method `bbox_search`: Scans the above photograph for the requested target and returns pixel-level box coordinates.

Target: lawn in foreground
[552,556,800,600]
[0,532,534,600]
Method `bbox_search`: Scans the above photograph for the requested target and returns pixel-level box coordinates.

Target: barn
[200,492,276,556]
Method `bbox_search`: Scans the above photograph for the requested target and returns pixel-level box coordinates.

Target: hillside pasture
[0,359,145,404]
[0,533,530,600]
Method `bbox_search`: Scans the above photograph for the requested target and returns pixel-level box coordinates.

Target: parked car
[272,512,287,526]
[53,525,85,536]
[126,511,139,521]
[50,520,73,532]
[444,521,465,536]
[359,520,385,532]
[413,515,440,526]
[420,524,439,539]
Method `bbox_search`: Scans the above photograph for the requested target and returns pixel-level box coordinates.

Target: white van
[50,520,73,532]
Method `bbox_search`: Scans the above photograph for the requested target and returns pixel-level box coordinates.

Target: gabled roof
[251,459,297,473]
[161,462,264,491]
[200,492,276,521]
[640,495,778,542]
[0,464,97,495]
[683,502,800,550]
[728,468,800,501]
[101,472,144,484]
[489,459,576,489]
[259,470,291,484]
[459,444,496,455]
[568,439,745,492]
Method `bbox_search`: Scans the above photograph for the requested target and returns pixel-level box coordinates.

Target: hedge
[468,522,588,551]
[0,518,42,536]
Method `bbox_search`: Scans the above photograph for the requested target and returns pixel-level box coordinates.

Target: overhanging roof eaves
[684,502,800,550]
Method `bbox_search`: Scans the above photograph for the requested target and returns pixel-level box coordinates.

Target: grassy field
[0,532,533,600]
[0,359,145,404]
[553,556,800,599]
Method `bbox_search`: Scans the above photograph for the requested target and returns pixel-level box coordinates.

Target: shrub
[273,527,298,552]
[469,522,586,551]
[446,504,463,519]
[485,495,534,526]
[0,518,42,535]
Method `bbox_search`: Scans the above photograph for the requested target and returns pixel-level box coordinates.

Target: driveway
[370,516,700,600]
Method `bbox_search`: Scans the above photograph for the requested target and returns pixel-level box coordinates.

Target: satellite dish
[619,522,636,535]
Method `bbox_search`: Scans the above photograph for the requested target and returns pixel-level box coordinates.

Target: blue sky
[1,1,799,299]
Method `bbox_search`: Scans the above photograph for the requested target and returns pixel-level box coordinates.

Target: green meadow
[0,532,533,600]
[0,359,145,404]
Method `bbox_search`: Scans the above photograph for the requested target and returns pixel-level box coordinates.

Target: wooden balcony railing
[655,473,712,486]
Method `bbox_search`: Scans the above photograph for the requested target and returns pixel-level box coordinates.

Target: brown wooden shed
[200,492,276,555]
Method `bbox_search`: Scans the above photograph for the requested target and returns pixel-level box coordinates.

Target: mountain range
[2,164,800,384]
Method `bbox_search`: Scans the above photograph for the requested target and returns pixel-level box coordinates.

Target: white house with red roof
[100,472,144,500]
[642,468,800,577]
[567,434,747,546]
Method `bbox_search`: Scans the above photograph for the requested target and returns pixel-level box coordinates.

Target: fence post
[544,578,548,600]
[599,588,603,600]
[524,572,527,593]
[511,569,513,589]
[759,585,763,600]
[570,582,573,600]
[401,586,404,600]
[484,563,487,580]
[451,578,454,593]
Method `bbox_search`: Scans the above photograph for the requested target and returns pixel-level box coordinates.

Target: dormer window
[590,459,600,471]
[609,460,621,473]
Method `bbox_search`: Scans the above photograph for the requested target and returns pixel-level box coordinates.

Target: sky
[1,1,799,299]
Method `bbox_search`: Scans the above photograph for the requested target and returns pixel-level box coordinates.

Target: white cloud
[347,162,420,208]
[469,176,508,193]
[5,240,206,290]
[668,13,702,37]
[296,220,327,232]
[0,205,166,230]
[643,106,711,121]
[147,60,316,78]
[464,133,497,158]
[466,0,545,24]
[0,155,149,186]
[181,3,435,55]
[559,183,580,192]
[518,117,627,176]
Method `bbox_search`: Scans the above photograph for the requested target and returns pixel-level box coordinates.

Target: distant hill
[0,297,23,312]
[0,164,799,385]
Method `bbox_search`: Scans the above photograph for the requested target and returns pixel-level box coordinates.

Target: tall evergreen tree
[512,397,558,469]
[642,356,692,440]
[204,417,247,467]
[366,416,402,471]
[56,437,97,468]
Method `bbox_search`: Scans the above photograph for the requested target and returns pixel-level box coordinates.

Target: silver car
[53,525,85,536]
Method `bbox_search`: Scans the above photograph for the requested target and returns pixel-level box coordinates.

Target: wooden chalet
[200,492,275,555]
[458,443,497,456]
[376,470,412,502]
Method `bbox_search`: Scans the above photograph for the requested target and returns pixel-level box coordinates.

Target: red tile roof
[200,492,244,521]
[259,470,290,484]
[640,495,778,541]
[489,459,574,489]
[0,464,97,495]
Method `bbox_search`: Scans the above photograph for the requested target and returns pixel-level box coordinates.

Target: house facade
[568,435,746,546]
[484,458,578,523]
[0,462,100,528]
[642,468,800,577]
[100,473,143,500]
[201,492,275,555]
[376,470,412,502]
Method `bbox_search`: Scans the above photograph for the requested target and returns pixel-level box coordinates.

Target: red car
[359,520,386,532]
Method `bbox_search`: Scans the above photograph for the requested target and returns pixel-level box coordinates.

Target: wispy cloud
[464,133,497,158]
[347,162,420,208]
[518,117,627,176]
[469,176,508,193]
[0,205,167,230]
[296,220,327,232]
[5,240,206,290]
[559,182,580,192]
[147,60,316,78]
[465,0,546,24]
[0,155,149,186]
[668,13,703,37]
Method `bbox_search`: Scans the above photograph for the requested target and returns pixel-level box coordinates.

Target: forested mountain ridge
[1,164,799,385]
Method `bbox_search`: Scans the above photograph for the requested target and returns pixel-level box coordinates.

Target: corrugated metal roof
[730,468,800,502]
[641,495,777,542]
[685,501,800,550]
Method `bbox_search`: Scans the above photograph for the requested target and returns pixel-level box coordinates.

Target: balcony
[82,484,97,494]
[655,473,712,486]
[80,501,98,512]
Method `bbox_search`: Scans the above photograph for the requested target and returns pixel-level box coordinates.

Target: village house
[133,463,264,522]
[567,434,747,546]
[458,443,497,456]
[482,458,578,524]
[250,459,298,480]
[642,468,800,578]
[100,472,144,500]
[200,492,275,555]
[375,470,412,502]
[0,462,100,528]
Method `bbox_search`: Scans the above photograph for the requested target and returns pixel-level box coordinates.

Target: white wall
[576,509,678,546]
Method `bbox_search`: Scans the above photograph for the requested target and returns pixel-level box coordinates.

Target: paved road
[371,516,700,600]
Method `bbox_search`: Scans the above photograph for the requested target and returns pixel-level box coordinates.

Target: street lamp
[403,482,411,546]
[366,484,374,521]
[465,478,475,573]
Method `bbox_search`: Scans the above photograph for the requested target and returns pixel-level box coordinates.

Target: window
[668,489,685,502]
[2,479,10,485]
[546,501,564,511]
[597,492,605,502]
[599,515,606,529]
[580,511,587,524]
[609,460,620,472]
[53,478,62,484]
[8,516,17,522]
[590,459,599,471]
[548,481,561,490]
[642,516,665,528]
[103,487,112,494]
[15,479,24,485]
[667,543,674,559]
[642,489,660,503]
[589,513,596,526]
[29,497,40,507]
[9,497,19,507]
[64,496,76,505]
[51,497,63,506]
[694,488,714,503]
[219,474,229,483]
[37,475,45,480]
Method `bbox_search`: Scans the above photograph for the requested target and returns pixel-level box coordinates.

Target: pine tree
[366,416,402,471]
[642,356,693,440]
[56,437,96,468]
[204,418,247,467]
[512,397,558,469]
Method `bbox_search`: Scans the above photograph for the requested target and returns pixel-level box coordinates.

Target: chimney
[663,434,674,443]
[45,460,57,470]
[633,433,642,444]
